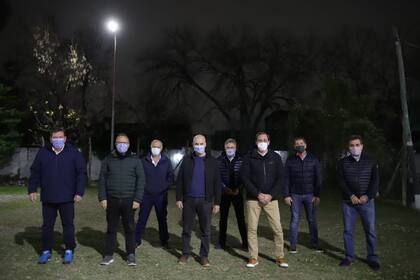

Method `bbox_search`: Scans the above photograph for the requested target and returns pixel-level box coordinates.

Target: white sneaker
[246,258,259,268]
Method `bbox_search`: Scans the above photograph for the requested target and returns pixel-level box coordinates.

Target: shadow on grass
[142,227,184,259]
[15,226,65,255]
[76,226,126,260]
[258,224,367,263]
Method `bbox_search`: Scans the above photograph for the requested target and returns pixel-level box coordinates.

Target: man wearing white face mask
[176,134,221,267]
[241,132,288,269]
[337,135,380,271]
[135,139,174,249]
[98,133,145,267]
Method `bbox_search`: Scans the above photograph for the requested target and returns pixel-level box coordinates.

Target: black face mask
[294,146,305,153]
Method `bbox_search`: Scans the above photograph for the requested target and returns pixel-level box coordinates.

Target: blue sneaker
[63,250,74,264]
[38,250,51,264]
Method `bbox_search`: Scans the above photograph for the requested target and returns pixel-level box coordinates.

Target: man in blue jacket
[135,139,174,248]
[283,137,322,253]
[28,127,87,265]
[337,135,380,271]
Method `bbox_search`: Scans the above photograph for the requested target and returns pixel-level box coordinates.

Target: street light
[106,18,120,151]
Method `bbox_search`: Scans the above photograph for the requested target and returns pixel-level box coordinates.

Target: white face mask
[151,147,161,156]
[225,148,236,157]
[257,142,268,152]
[349,146,362,157]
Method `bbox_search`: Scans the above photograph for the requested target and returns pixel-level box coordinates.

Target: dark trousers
[105,198,135,256]
[42,202,75,251]
[342,199,378,263]
[218,192,247,246]
[182,197,212,258]
[289,193,319,246]
[135,192,169,246]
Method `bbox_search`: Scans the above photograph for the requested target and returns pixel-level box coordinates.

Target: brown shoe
[246,258,259,268]
[178,255,189,265]
[276,257,289,268]
[200,258,211,267]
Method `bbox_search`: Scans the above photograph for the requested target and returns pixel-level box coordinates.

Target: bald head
[193,134,206,156]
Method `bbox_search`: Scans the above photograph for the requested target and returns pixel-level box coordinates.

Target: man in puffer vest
[337,135,380,271]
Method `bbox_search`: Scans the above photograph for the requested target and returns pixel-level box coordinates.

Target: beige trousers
[246,199,285,259]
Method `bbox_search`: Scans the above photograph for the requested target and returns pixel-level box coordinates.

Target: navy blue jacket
[283,153,322,197]
[142,153,174,196]
[240,149,284,200]
[28,143,87,203]
[217,152,243,191]
[337,153,379,200]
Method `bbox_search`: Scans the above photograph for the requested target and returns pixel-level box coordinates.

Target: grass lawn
[0,186,419,280]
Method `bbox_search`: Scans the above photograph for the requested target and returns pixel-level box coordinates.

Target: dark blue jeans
[342,199,378,263]
[289,193,319,247]
[135,192,169,246]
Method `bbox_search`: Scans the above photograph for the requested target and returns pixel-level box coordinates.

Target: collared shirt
[151,155,161,167]
[52,145,65,155]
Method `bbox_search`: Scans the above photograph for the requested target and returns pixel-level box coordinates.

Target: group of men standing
[28,128,380,271]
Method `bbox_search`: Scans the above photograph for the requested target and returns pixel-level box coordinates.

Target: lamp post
[106,18,120,151]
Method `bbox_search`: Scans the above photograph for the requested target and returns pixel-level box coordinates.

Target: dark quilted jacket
[283,153,322,197]
[337,153,379,200]
[98,150,145,202]
[217,152,243,191]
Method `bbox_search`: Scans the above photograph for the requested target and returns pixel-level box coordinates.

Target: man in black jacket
[216,138,247,250]
[98,133,145,267]
[176,134,221,267]
[241,132,288,269]
[283,137,322,253]
[337,135,380,271]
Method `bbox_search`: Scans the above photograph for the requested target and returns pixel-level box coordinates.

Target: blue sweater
[187,156,205,198]
[142,153,174,196]
[28,143,87,203]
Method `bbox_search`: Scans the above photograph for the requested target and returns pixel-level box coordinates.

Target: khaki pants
[246,200,285,259]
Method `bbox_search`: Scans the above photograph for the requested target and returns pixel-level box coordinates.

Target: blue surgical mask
[51,138,65,150]
[194,145,205,154]
[116,143,129,154]
[225,148,236,157]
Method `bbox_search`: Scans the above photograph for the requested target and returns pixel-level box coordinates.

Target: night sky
[1,0,419,102]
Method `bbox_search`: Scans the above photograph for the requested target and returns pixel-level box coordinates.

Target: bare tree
[139,27,314,148]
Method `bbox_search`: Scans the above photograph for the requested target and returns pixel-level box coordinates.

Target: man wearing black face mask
[283,137,322,254]
[98,133,145,267]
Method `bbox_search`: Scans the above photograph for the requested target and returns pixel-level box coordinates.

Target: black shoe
[161,243,170,250]
[289,245,297,254]
[368,261,380,271]
[100,255,114,266]
[339,259,353,267]
[127,253,136,266]
[215,243,225,250]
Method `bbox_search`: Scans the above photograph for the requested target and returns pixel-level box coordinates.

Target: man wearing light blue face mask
[176,134,221,267]
[98,133,145,267]
[28,127,87,265]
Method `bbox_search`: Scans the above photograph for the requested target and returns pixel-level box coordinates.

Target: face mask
[349,146,362,157]
[151,147,161,156]
[194,145,205,154]
[116,143,129,154]
[257,142,268,152]
[51,138,65,150]
[294,145,305,153]
[225,148,236,157]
